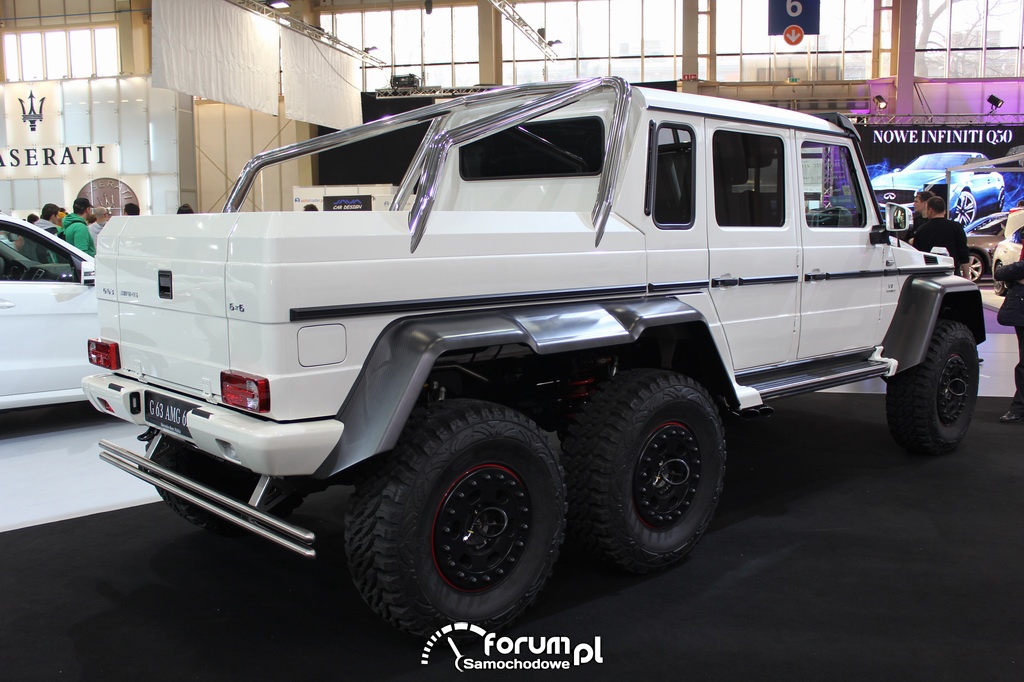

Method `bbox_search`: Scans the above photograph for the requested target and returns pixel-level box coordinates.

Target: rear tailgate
[98,214,239,397]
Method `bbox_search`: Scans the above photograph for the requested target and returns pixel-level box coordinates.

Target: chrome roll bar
[223,77,632,252]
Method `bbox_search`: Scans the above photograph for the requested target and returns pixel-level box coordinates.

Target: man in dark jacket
[994,257,1024,422]
[913,196,970,278]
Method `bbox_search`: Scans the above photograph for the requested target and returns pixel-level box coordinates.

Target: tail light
[88,339,121,370]
[221,371,270,413]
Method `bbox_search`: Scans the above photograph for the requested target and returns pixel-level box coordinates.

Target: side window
[0,225,77,282]
[801,142,867,228]
[651,124,695,227]
[459,117,604,180]
[712,130,785,227]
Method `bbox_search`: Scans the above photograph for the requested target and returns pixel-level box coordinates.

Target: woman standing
[994,255,1024,423]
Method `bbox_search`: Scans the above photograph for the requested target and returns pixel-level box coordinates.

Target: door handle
[0,299,15,309]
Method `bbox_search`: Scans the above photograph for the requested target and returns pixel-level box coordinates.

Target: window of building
[801,142,866,228]
[650,124,695,227]
[3,27,118,82]
[459,117,604,180]
[916,0,1024,78]
[713,131,784,227]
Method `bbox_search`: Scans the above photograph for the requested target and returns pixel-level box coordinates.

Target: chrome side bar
[223,80,573,213]
[98,440,316,559]
[408,76,632,252]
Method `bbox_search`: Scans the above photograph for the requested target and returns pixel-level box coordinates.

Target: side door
[705,123,800,370]
[0,222,97,406]
[796,134,890,358]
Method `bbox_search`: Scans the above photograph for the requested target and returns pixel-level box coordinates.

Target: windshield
[903,153,978,172]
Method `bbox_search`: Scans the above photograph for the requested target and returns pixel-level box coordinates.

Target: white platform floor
[1,286,1018,534]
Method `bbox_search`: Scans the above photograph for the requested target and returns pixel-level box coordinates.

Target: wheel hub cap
[634,422,701,528]
[938,354,970,425]
[432,465,531,591]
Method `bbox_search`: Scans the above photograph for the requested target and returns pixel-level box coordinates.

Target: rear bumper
[82,374,344,477]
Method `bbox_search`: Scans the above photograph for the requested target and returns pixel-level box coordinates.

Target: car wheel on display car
[966,252,985,282]
[885,320,979,455]
[953,190,976,225]
[992,261,1008,296]
[562,369,725,573]
[345,399,565,637]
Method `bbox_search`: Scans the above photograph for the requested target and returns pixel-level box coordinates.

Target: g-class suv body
[83,78,984,636]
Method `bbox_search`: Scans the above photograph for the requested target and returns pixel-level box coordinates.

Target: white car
[990,209,1024,295]
[0,218,97,410]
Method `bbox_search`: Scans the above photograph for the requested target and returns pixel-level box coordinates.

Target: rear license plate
[144,391,195,438]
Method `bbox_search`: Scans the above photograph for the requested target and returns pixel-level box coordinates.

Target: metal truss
[374,85,499,99]
[487,0,559,61]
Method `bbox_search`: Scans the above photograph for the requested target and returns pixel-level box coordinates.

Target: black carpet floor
[2,393,1022,681]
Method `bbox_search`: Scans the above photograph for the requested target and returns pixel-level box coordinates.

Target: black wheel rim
[937,353,970,425]
[633,421,702,529]
[432,464,531,592]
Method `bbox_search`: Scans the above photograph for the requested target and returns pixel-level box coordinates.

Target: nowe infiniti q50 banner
[855,124,1024,226]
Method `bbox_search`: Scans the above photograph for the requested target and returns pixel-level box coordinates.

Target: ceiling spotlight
[988,94,1004,111]
[268,1,290,8]
[424,0,433,14]
[363,46,378,53]
[873,95,888,110]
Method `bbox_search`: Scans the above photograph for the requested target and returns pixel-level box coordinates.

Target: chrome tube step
[98,440,316,559]
[738,357,891,401]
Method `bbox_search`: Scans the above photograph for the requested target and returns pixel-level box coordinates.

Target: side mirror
[885,203,914,233]
[81,264,96,286]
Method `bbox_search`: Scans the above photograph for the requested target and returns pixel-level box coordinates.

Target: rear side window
[801,142,867,227]
[459,117,604,180]
[712,131,785,227]
[650,124,695,227]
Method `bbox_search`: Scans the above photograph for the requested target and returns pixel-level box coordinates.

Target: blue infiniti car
[872,152,1005,225]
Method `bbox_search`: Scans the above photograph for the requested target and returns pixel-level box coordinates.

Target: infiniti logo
[883,192,897,200]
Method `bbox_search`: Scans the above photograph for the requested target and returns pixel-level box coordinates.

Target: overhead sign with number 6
[768,0,820,36]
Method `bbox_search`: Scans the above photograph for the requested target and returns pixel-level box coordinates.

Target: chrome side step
[98,440,316,559]
[737,356,891,401]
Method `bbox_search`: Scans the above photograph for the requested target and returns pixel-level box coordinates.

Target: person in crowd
[90,206,111,244]
[35,204,60,234]
[303,204,319,211]
[61,197,95,256]
[994,253,1024,423]
[906,190,934,243]
[57,207,67,224]
[177,203,194,214]
[913,196,970,278]
[124,202,140,216]
[26,214,39,224]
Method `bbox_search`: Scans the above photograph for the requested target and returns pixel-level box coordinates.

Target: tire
[993,261,1008,296]
[966,251,985,283]
[885,320,979,455]
[345,399,565,637]
[150,439,304,533]
[953,190,976,225]
[563,369,725,573]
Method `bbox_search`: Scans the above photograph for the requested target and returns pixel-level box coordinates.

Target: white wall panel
[149,87,178,175]
[12,178,40,209]
[90,78,119,142]
[152,0,279,116]
[0,181,12,214]
[118,78,150,175]
[39,177,63,206]
[60,80,92,146]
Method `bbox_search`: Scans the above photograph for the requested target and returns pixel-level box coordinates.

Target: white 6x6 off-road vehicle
[84,78,984,637]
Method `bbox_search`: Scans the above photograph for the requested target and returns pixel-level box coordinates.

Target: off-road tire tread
[563,369,725,573]
[885,319,978,455]
[345,399,565,637]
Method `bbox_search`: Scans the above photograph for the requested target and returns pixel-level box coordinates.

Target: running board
[737,356,891,401]
[98,440,316,559]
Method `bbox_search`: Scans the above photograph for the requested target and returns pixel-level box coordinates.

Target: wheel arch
[315,297,734,478]
[881,275,985,371]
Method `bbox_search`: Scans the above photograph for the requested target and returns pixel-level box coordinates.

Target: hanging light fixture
[873,95,888,110]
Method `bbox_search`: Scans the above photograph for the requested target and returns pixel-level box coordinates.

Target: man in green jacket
[61,197,95,256]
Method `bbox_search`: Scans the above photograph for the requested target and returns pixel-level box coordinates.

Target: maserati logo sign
[19,91,44,131]
[883,192,898,200]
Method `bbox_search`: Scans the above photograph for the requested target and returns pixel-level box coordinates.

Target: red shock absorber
[559,376,598,421]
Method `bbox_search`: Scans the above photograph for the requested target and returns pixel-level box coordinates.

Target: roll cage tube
[222,77,633,252]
